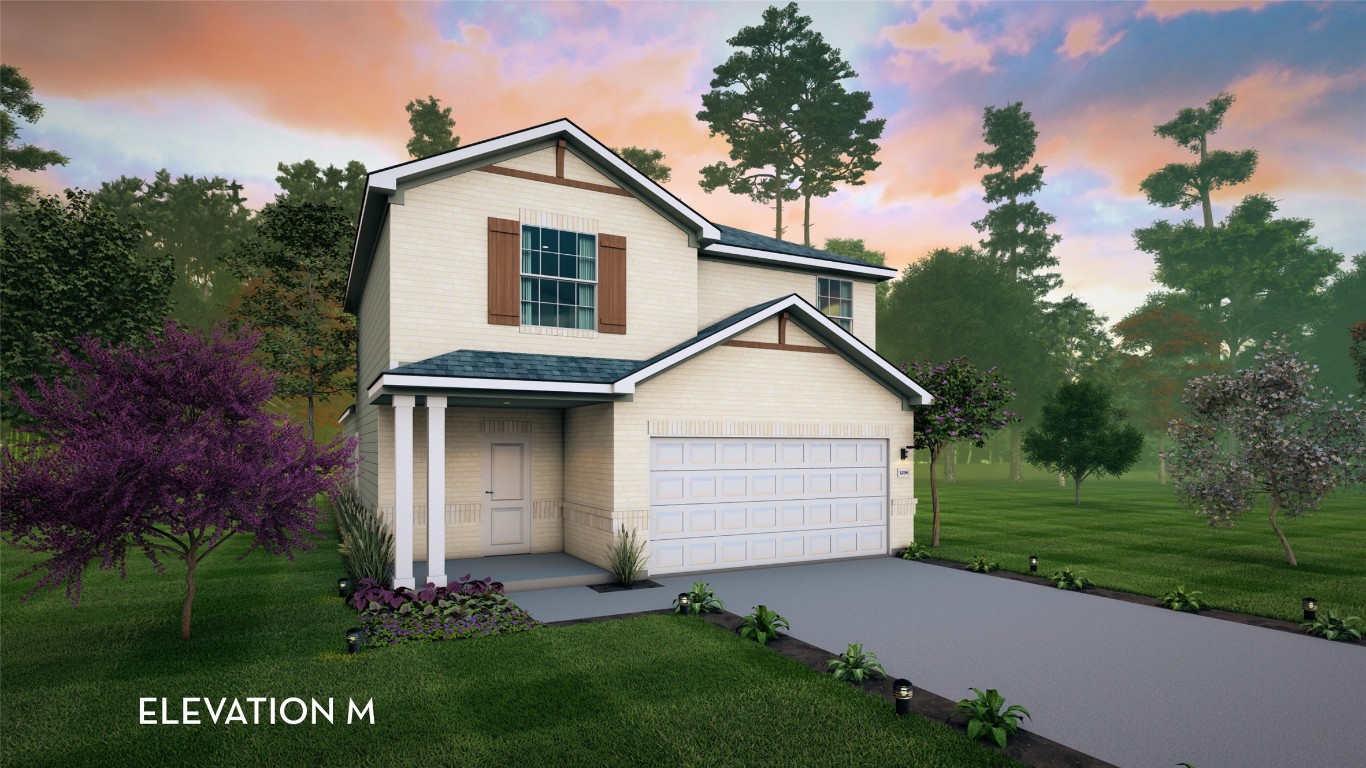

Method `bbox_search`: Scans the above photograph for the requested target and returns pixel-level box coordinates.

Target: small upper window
[521,225,596,330]
[818,277,853,331]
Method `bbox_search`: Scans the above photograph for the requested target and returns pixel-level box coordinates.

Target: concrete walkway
[509,557,1365,768]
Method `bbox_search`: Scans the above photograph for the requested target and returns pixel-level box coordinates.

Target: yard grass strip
[915,463,1366,622]
[2,519,1022,768]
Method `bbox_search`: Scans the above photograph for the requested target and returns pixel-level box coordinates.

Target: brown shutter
[598,233,627,334]
[488,217,520,326]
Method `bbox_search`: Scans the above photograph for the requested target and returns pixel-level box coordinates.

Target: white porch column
[425,397,447,586]
[393,395,415,589]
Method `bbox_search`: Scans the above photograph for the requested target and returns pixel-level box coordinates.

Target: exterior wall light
[1303,597,1318,622]
[1029,555,1038,573]
[338,576,351,598]
[892,678,913,716]
[677,593,691,613]
[346,627,363,654]
[899,446,913,460]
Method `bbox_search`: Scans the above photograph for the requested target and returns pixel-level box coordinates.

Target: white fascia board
[701,244,898,280]
[337,407,354,425]
[617,296,804,389]
[369,373,617,399]
[784,301,934,404]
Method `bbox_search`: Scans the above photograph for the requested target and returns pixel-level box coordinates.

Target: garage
[648,437,888,575]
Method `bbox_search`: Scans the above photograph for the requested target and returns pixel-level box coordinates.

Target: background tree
[1301,252,1366,396]
[972,102,1061,294]
[1113,292,1222,482]
[1166,338,1366,565]
[274,159,367,226]
[1,64,69,205]
[1022,379,1145,504]
[1135,193,1341,370]
[1140,92,1257,231]
[698,2,881,244]
[228,200,355,442]
[1352,321,1366,395]
[904,358,1016,546]
[93,170,253,330]
[614,146,672,183]
[405,95,459,158]
[0,190,172,426]
[823,237,889,308]
[1,323,353,639]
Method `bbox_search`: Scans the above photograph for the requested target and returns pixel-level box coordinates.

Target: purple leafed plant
[348,575,535,647]
[1,322,355,639]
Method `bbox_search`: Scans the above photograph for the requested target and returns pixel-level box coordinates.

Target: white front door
[481,435,532,555]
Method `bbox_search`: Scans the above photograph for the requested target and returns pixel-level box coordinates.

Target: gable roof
[346,119,898,311]
[370,295,931,407]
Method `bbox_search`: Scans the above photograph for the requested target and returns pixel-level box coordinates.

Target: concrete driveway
[509,557,1366,768]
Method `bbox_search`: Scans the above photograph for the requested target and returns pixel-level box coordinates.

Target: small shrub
[607,524,647,586]
[673,581,724,615]
[331,488,394,586]
[898,541,928,560]
[348,575,537,646]
[1050,565,1094,590]
[739,605,789,645]
[949,687,1031,749]
[1302,611,1362,642]
[968,553,998,573]
[827,643,886,682]
[1159,585,1209,612]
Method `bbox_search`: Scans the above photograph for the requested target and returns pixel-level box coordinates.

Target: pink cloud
[1139,1,1271,21]
[880,4,1002,72]
[1057,16,1126,58]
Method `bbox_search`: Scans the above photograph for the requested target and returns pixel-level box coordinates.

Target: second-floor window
[521,225,597,330]
[818,277,853,331]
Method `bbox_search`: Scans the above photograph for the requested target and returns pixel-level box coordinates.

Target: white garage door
[648,437,888,575]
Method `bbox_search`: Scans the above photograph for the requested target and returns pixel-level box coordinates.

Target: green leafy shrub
[739,605,789,645]
[949,687,1031,749]
[332,488,394,586]
[1302,610,1362,641]
[827,643,886,682]
[607,524,647,586]
[968,553,998,573]
[673,581,725,615]
[898,541,928,560]
[1050,565,1094,590]
[1159,585,1209,612]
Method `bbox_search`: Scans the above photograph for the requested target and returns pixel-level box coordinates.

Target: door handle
[484,490,493,494]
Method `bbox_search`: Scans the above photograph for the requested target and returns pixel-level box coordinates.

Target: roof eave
[700,243,898,281]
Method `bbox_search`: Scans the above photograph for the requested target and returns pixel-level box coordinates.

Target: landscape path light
[1029,555,1038,573]
[346,627,363,654]
[892,678,913,716]
[338,576,351,599]
[1303,597,1318,622]
[677,593,691,613]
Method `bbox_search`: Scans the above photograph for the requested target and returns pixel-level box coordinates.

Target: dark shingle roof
[714,224,888,269]
[389,350,640,383]
[385,297,792,384]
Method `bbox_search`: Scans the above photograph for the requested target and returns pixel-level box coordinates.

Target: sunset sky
[4,0,1363,328]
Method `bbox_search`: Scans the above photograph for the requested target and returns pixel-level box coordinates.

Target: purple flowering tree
[905,358,1017,546]
[1167,338,1366,565]
[1,323,354,638]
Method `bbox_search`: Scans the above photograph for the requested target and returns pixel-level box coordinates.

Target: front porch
[413,552,613,592]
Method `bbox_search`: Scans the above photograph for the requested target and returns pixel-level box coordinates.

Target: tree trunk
[181,553,197,640]
[964,443,974,466]
[802,190,813,246]
[1059,471,1066,487]
[774,172,785,241]
[1269,488,1297,566]
[1199,134,1214,231]
[1073,476,1082,505]
[944,443,957,482]
[1008,425,1023,481]
[929,446,942,547]
[1157,434,1167,484]
[307,395,316,443]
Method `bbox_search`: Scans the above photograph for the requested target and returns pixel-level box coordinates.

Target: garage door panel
[649,437,889,574]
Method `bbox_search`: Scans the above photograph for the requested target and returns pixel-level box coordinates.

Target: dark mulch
[910,556,1310,637]
[587,579,664,593]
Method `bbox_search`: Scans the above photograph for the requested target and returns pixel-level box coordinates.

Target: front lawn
[916,462,1366,622]
[1,521,1020,768]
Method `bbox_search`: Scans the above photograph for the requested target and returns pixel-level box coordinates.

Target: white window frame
[817,277,853,331]
[519,224,598,331]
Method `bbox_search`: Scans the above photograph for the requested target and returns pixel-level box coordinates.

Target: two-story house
[341,119,931,589]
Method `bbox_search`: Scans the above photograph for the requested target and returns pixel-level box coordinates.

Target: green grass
[1,520,1020,767]
[916,461,1366,622]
